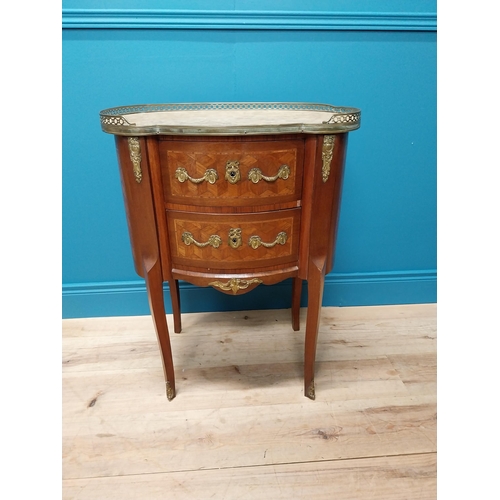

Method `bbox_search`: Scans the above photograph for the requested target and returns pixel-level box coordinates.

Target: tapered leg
[304,258,326,400]
[291,277,302,331]
[169,279,182,333]
[144,259,176,401]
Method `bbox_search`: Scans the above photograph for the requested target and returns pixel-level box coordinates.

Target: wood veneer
[104,104,359,400]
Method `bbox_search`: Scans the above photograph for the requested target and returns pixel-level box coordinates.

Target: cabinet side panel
[114,136,161,278]
[326,134,348,274]
[297,135,319,279]
[145,136,175,282]
[307,133,348,275]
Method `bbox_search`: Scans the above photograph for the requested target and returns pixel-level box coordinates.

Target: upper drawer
[158,136,304,208]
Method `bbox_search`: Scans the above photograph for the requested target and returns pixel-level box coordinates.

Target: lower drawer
[167,209,301,270]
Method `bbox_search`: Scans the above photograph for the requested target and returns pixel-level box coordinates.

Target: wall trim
[62,270,437,318]
[62,9,437,32]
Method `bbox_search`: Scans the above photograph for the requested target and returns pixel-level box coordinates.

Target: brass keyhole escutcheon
[225,160,241,184]
[228,228,242,249]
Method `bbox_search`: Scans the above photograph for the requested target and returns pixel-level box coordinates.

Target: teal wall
[62,1,437,318]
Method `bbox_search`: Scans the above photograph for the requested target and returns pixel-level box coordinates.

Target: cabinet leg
[144,259,176,401]
[169,279,182,333]
[304,258,326,400]
[291,277,302,331]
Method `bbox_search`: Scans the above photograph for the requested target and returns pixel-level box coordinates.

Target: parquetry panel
[167,209,301,270]
[160,139,304,207]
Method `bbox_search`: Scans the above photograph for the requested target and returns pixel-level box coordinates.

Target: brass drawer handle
[209,278,263,295]
[181,232,222,248]
[175,167,218,185]
[249,231,288,249]
[248,164,290,184]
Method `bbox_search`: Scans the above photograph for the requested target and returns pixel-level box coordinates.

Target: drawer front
[159,138,304,208]
[167,209,301,270]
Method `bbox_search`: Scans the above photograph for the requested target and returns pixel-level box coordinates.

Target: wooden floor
[62,304,436,499]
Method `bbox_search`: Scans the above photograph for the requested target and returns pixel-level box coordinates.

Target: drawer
[159,137,304,208]
[167,209,301,270]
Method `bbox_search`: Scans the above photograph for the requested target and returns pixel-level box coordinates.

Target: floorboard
[62,304,437,499]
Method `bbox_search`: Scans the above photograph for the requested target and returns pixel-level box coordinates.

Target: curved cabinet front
[166,208,300,271]
[160,136,304,209]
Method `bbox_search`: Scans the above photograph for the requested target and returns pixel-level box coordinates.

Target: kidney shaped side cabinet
[100,102,361,400]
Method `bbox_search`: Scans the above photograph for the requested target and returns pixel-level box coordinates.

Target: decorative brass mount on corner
[248,164,290,183]
[208,278,263,295]
[127,137,142,183]
[175,167,219,185]
[322,135,336,183]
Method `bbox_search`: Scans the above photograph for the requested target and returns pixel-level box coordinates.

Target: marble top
[100,102,361,136]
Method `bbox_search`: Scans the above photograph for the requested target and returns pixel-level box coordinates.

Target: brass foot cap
[166,382,175,401]
[306,381,315,400]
